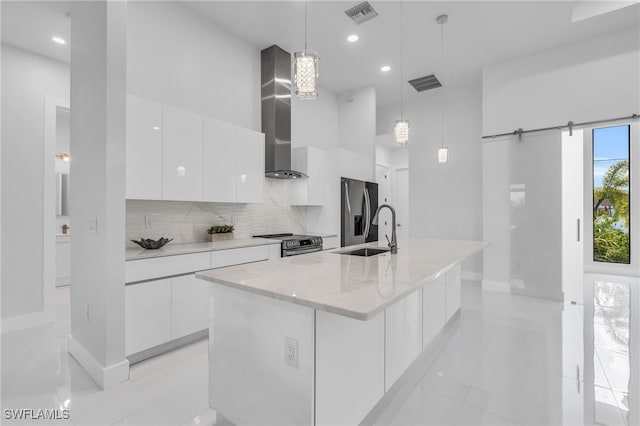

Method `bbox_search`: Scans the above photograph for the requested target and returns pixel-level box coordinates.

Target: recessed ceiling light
[152,126,161,131]
[51,36,66,45]
[347,34,359,43]
[381,65,391,72]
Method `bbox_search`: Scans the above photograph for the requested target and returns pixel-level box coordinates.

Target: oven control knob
[286,240,299,249]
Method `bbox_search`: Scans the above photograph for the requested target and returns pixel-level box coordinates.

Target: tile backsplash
[127,179,306,247]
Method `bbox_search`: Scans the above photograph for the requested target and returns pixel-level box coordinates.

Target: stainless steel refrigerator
[341,177,378,247]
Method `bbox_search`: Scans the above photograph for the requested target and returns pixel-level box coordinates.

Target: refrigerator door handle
[344,181,352,216]
[364,188,371,237]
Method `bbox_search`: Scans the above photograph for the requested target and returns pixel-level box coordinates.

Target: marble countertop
[126,237,280,261]
[196,238,488,320]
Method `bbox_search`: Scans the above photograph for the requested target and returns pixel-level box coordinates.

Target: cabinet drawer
[171,274,210,339]
[210,245,269,269]
[126,278,172,355]
[126,252,210,283]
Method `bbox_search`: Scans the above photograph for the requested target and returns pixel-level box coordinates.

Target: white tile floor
[1,275,637,425]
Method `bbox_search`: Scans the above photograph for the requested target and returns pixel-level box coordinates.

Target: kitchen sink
[339,248,391,257]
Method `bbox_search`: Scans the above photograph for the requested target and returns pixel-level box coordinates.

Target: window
[592,125,630,264]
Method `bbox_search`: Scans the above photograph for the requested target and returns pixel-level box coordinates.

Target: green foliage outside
[593,160,629,263]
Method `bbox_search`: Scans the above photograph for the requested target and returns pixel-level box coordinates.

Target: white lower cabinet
[125,278,172,356]
[316,310,384,426]
[384,289,423,391]
[445,265,461,322]
[125,251,210,283]
[171,274,210,340]
[125,245,277,359]
[423,275,446,349]
[210,245,269,268]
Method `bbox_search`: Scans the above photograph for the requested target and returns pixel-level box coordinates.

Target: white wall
[292,86,341,234]
[376,143,409,171]
[482,28,640,299]
[483,28,640,135]
[68,0,129,387]
[339,87,376,182]
[292,85,339,151]
[375,143,409,243]
[1,45,69,325]
[126,2,260,130]
[378,82,484,277]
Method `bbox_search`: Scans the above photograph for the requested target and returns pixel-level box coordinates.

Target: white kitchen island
[196,238,487,425]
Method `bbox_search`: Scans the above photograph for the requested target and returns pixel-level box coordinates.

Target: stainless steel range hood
[261,45,307,179]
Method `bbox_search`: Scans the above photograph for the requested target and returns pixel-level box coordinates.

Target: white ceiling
[2,1,638,111]
[1,1,72,64]
[183,1,639,108]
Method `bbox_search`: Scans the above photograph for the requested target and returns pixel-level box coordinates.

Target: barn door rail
[482,113,639,140]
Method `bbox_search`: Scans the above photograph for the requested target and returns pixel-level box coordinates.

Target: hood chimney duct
[261,45,307,179]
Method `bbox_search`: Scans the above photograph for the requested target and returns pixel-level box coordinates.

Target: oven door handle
[283,247,322,257]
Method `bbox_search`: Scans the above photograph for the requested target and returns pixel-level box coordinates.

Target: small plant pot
[209,232,234,242]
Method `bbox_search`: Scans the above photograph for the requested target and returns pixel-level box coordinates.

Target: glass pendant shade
[293,50,318,100]
[437,147,449,164]
[394,120,411,145]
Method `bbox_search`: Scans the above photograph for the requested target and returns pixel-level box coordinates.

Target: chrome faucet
[371,204,397,253]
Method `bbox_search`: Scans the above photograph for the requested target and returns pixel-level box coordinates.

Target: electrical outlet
[88,217,97,234]
[285,336,299,368]
[144,215,155,228]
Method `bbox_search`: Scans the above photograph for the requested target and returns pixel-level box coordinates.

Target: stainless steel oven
[253,233,323,257]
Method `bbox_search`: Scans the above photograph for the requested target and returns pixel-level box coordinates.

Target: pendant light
[437,14,449,164]
[293,1,318,100]
[393,0,410,145]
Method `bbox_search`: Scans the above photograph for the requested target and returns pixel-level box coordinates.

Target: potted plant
[208,224,235,242]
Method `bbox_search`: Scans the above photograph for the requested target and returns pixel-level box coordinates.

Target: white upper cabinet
[236,127,264,203]
[203,118,237,203]
[126,95,162,199]
[162,105,203,201]
[290,146,327,206]
[125,95,264,203]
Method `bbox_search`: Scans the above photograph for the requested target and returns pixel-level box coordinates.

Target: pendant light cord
[440,16,445,149]
[400,0,404,120]
[304,1,308,54]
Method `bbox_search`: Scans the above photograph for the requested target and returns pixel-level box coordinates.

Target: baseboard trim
[68,335,129,389]
[1,310,54,334]
[481,279,510,293]
[126,329,208,365]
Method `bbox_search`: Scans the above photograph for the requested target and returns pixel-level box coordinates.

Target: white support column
[68,0,129,389]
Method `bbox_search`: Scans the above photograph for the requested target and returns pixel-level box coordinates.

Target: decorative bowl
[130,237,173,249]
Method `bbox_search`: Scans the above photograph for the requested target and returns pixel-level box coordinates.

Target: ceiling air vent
[408,74,442,92]
[345,1,379,25]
